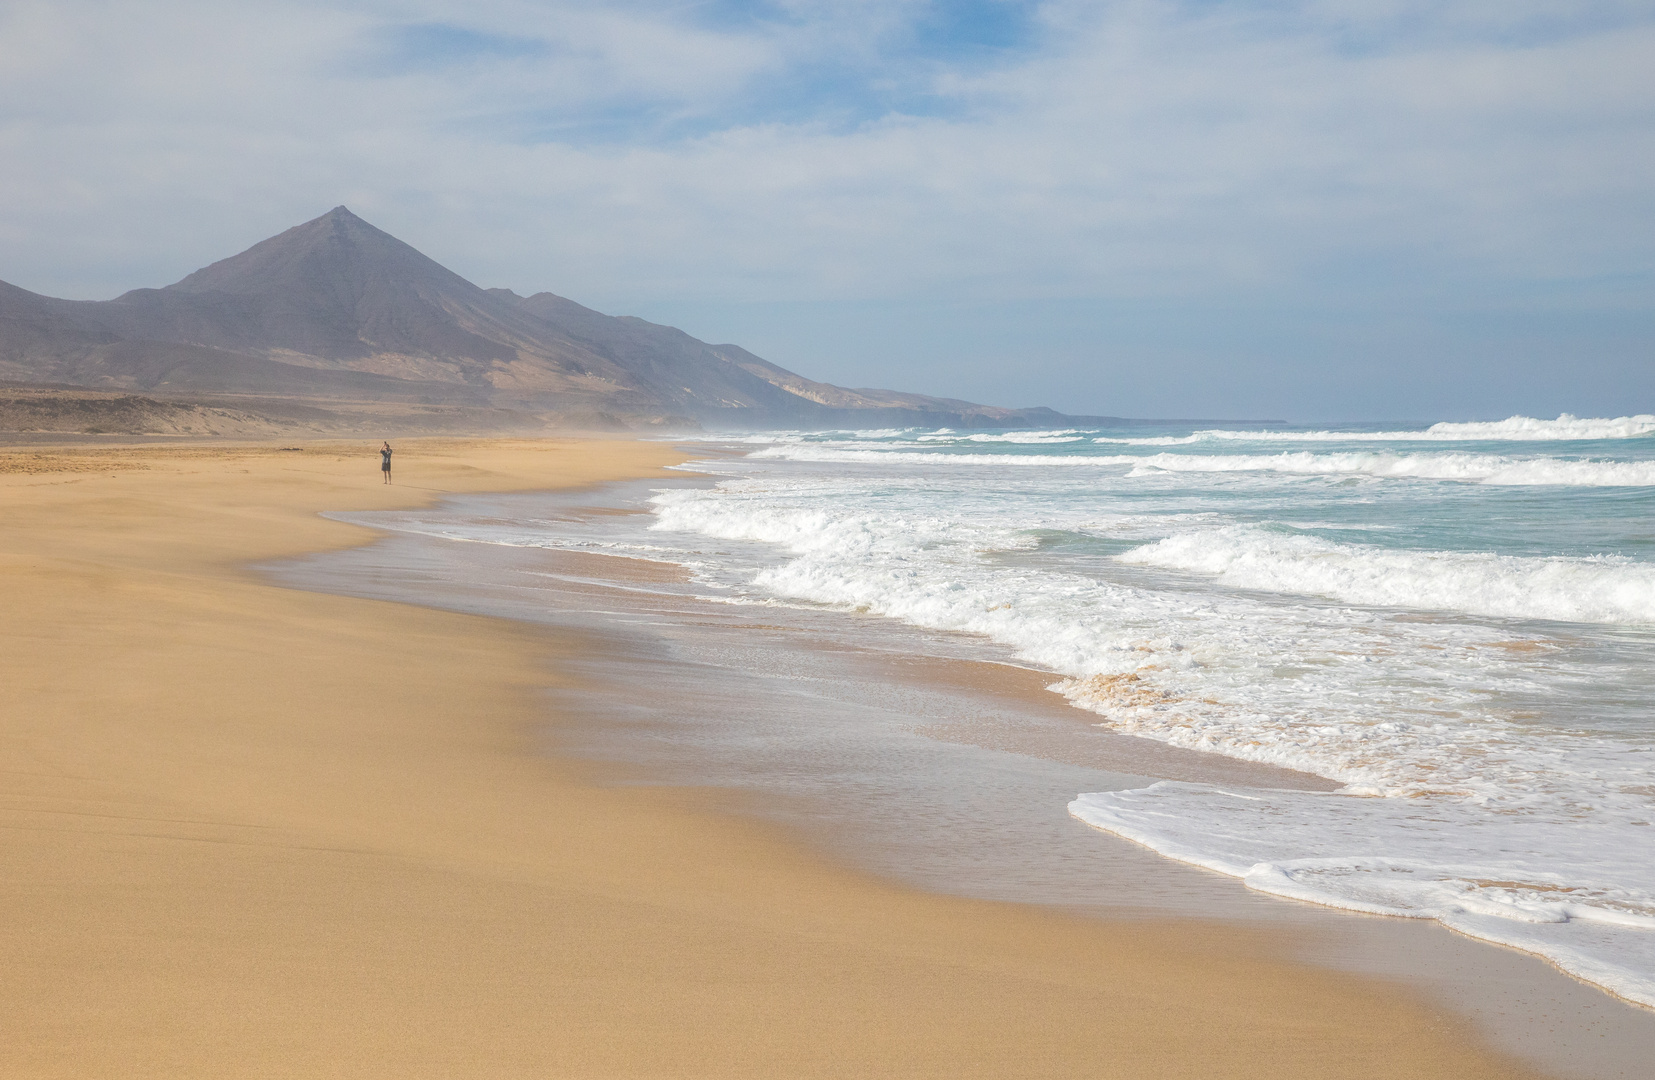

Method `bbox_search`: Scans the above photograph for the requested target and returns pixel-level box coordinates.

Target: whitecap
[1117,525,1655,625]
[1094,414,1655,445]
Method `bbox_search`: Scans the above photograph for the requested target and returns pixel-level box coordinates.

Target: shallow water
[644,418,1655,1009]
[265,420,1655,1077]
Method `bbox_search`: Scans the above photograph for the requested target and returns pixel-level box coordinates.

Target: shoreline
[282,472,1655,1078]
[0,436,1543,1077]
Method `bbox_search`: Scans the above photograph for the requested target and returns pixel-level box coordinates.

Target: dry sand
[0,437,1540,1078]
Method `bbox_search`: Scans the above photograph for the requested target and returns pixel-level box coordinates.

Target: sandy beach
[0,436,1539,1078]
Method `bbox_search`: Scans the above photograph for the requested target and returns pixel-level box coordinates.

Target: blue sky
[1,0,1651,419]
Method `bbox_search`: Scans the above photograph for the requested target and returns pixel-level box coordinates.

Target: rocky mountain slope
[0,207,1098,431]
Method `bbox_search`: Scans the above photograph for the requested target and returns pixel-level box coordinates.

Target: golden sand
[0,438,1538,1078]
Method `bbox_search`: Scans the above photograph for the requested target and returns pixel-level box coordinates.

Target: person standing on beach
[380,441,393,484]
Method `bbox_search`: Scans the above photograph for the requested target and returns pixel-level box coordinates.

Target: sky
[1,0,1652,421]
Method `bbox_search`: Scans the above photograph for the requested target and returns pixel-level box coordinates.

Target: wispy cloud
[0,1,1650,416]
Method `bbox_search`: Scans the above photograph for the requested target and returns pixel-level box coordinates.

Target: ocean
[311,414,1655,1014]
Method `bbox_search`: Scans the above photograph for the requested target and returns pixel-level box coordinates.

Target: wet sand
[0,437,1541,1077]
[282,481,1655,1079]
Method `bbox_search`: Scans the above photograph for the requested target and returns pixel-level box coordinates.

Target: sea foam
[649,480,1641,801]
[1094,414,1655,445]
[749,444,1655,486]
[644,428,1655,1009]
[1117,525,1655,625]
[1070,783,1655,1008]
[1125,451,1655,486]
[917,429,1089,444]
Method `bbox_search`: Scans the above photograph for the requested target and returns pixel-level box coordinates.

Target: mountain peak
[165,206,460,298]
[0,207,1072,430]
[315,205,375,233]
[104,207,530,362]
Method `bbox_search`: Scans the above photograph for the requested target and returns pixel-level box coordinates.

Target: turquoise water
[642,415,1655,1006]
[326,413,1655,1008]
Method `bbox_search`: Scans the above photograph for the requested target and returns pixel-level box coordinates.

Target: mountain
[0,207,1101,431]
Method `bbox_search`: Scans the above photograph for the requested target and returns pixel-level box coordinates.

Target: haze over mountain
[0,207,1089,432]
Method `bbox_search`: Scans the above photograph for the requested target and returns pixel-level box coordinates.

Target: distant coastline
[0,207,1198,435]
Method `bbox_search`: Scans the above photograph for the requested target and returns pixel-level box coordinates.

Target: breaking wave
[1094,414,1655,445]
[750,444,1655,486]
[1070,783,1655,1009]
[1126,451,1655,486]
[1117,525,1655,625]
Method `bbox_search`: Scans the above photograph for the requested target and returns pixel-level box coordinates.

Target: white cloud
[0,0,1650,321]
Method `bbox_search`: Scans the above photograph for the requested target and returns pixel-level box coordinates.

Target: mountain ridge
[0,206,1111,431]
